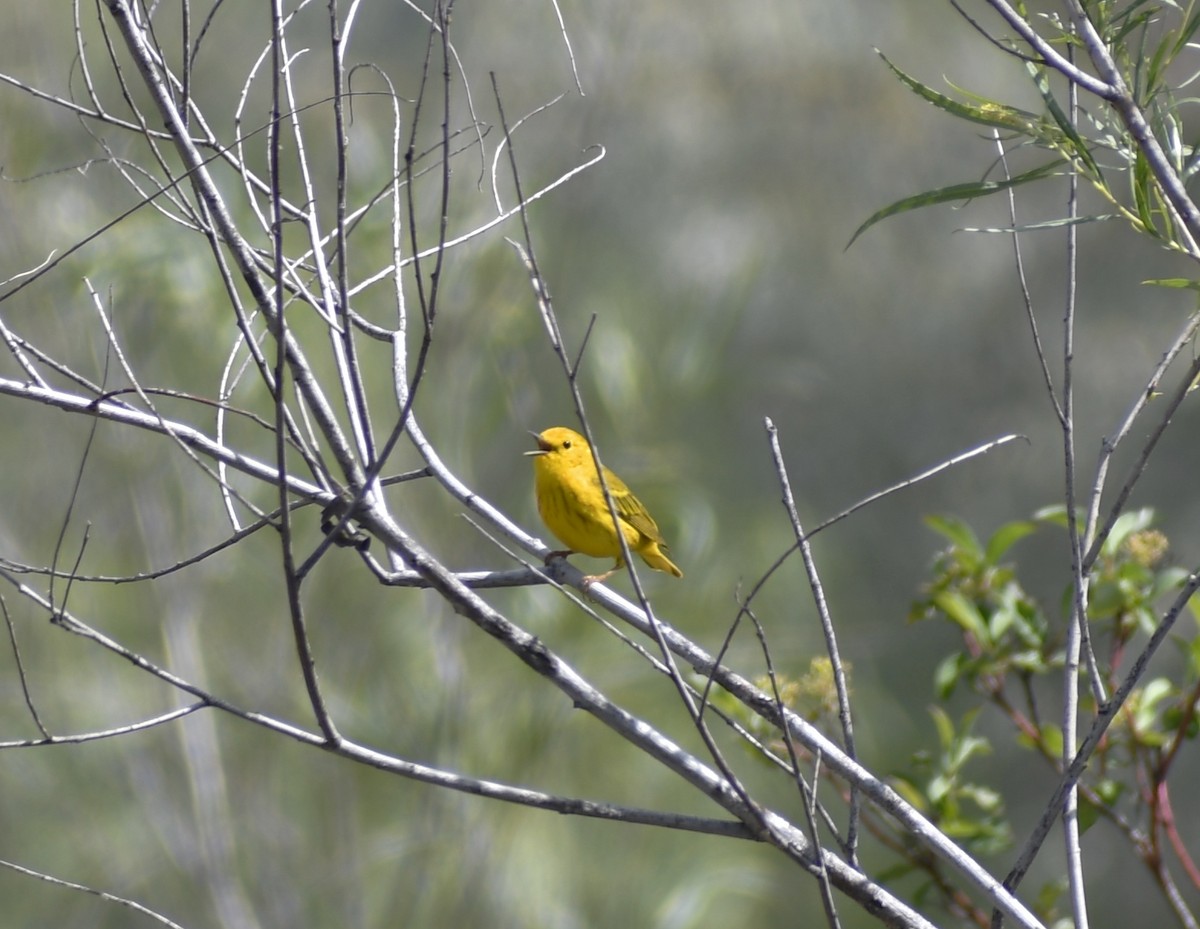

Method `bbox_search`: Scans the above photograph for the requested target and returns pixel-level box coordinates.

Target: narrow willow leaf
[1176,9,1200,55]
[1112,5,1160,48]
[1142,277,1200,290]
[847,161,1061,248]
[879,52,1039,131]
[1133,147,1160,236]
[1146,26,1175,95]
[962,213,1117,233]
[1026,62,1102,176]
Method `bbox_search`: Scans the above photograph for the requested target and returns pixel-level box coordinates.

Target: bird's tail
[642,544,683,578]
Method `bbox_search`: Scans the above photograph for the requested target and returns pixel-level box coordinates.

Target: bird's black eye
[563,440,571,449]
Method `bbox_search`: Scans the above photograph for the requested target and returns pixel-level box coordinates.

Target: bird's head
[524,427,589,462]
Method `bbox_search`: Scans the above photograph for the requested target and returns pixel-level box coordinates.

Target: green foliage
[892,707,1011,856]
[910,513,1053,702]
[853,2,1200,256]
[906,506,1200,918]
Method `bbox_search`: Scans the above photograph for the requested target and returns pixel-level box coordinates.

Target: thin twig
[994,129,1061,425]
[0,703,206,749]
[1058,34,1091,929]
[268,0,339,745]
[0,858,190,929]
[764,417,860,866]
[0,597,50,738]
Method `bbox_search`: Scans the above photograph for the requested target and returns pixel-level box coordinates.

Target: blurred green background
[0,2,1196,927]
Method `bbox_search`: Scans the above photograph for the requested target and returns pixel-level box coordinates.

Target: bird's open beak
[524,431,549,456]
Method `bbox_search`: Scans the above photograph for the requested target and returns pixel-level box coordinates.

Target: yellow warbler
[525,426,683,584]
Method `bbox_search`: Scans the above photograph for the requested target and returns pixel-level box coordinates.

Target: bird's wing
[598,467,666,544]
[618,496,666,543]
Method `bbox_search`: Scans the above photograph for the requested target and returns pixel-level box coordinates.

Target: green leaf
[947,733,993,770]
[1033,503,1078,528]
[847,161,1063,248]
[889,774,929,813]
[1133,147,1163,239]
[1129,678,1175,746]
[1177,9,1200,56]
[985,519,1038,564]
[1041,723,1064,759]
[928,773,952,805]
[1144,24,1175,95]
[1151,566,1189,598]
[1102,508,1155,557]
[1185,631,1200,678]
[1077,794,1103,833]
[1143,277,1200,291]
[924,514,984,560]
[959,783,1003,813]
[934,652,965,700]
[880,52,1041,131]
[933,590,990,642]
[1092,778,1125,806]
[962,213,1118,234]
[989,597,1021,641]
[1011,649,1049,674]
[1034,877,1069,918]
[1026,62,1102,177]
[930,704,955,750]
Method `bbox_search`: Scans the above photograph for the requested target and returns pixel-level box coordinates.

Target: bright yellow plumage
[525,426,683,584]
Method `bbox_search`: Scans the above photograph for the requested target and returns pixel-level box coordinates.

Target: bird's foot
[580,569,616,591]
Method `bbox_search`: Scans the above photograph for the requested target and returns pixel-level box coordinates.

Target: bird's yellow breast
[533,456,628,558]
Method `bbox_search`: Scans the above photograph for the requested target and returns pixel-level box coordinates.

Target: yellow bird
[525,426,683,584]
